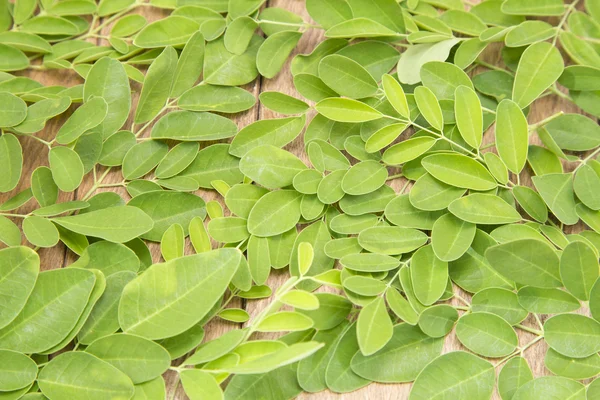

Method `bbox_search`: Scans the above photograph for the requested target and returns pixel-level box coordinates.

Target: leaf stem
[528,111,564,131]
[515,324,543,336]
[552,0,580,46]
[574,146,600,172]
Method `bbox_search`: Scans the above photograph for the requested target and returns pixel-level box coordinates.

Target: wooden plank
[1,1,595,399]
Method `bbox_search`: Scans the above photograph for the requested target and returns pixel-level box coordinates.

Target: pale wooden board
[1,0,594,398]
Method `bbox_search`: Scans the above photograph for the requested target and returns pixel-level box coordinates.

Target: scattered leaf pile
[2,0,600,399]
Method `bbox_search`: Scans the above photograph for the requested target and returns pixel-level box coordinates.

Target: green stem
[454,294,471,307]
[515,324,543,336]
[574,147,600,172]
[552,0,579,46]
[475,59,511,74]
[528,111,564,131]
[386,173,403,181]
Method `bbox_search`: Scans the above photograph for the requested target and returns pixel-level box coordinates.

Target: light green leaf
[409,351,494,400]
[134,46,177,124]
[127,191,205,242]
[421,61,473,100]
[456,312,518,357]
[356,297,393,356]
[229,115,306,157]
[454,85,482,148]
[151,111,237,142]
[315,98,382,123]
[532,173,578,225]
[247,190,302,237]
[119,249,241,339]
[495,99,528,174]
[512,377,585,400]
[38,352,134,400]
[414,86,443,130]
[448,194,521,224]
[22,216,59,248]
[431,213,475,262]
[358,226,427,255]
[517,286,580,314]
[418,304,457,338]
[86,333,170,384]
[0,133,22,193]
[422,153,496,191]
[170,31,205,98]
[0,350,37,392]
[498,357,533,400]
[181,370,223,400]
[160,223,184,261]
[83,57,130,138]
[0,93,26,127]
[56,97,108,144]
[501,0,565,16]
[485,238,562,288]
[204,35,262,86]
[318,54,377,99]
[240,145,306,189]
[341,160,387,195]
[545,348,600,380]
[178,85,256,113]
[257,311,314,332]
[133,16,199,48]
[512,41,564,108]
[352,323,443,383]
[560,241,598,301]
[471,288,527,325]
[0,268,95,353]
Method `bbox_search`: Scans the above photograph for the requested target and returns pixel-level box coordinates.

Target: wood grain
[0,0,593,399]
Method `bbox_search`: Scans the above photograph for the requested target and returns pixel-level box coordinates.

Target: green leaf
[184,329,246,366]
[505,20,555,47]
[98,130,135,167]
[0,247,38,330]
[259,91,309,115]
[0,216,20,246]
[512,42,564,108]
[560,241,598,301]
[83,57,130,138]
[170,31,205,98]
[85,333,170,384]
[501,0,565,16]
[512,377,585,400]
[247,190,302,237]
[448,194,521,224]
[134,16,199,48]
[382,137,437,166]
[0,268,95,353]
[382,74,409,119]
[0,44,29,72]
[358,226,427,255]
[545,348,600,380]
[160,223,184,261]
[422,153,497,191]
[0,92,26,127]
[325,322,369,393]
[240,145,306,189]
[544,114,600,151]
[411,244,448,305]
[315,98,382,123]
[341,253,400,272]
[178,85,255,114]
[455,312,518,357]
[127,191,205,242]
[229,115,306,157]
[0,133,22,193]
[409,352,494,400]
[78,270,137,345]
[431,213,475,262]
[498,357,533,400]
[471,288,527,325]
[517,286,580,314]
[52,206,153,243]
[356,297,393,356]
[0,350,37,392]
[454,85,482,148]
[181,370,223,400]
[532,173,578,225]
[155,142,198,179]
[13,96,71,134]
[341,160,387,195]
[257,311,314,332]
[318,54,377,99]
[417,304,458,338]
[351,323,442,383]
[325,18,398,38]
[122,140,168,180]
[22,216,59,248]
[134,46,177,124]
[132,377,165,400]
[512,185,548,223]
[119,249,241,339]
[307,139,349,172]
[421,61,473,100]
[227,341,324,374]
[414,86,443,131]
[397,39,461,85]
[56,97,108,144]
[495,99,528,173]
[151,111,237,142]
[386,288,419,325]
[38,352,134,400]
[485,238,561,288]
[204,35,262,86]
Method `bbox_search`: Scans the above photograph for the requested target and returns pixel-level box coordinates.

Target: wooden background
[2,0,591,398]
